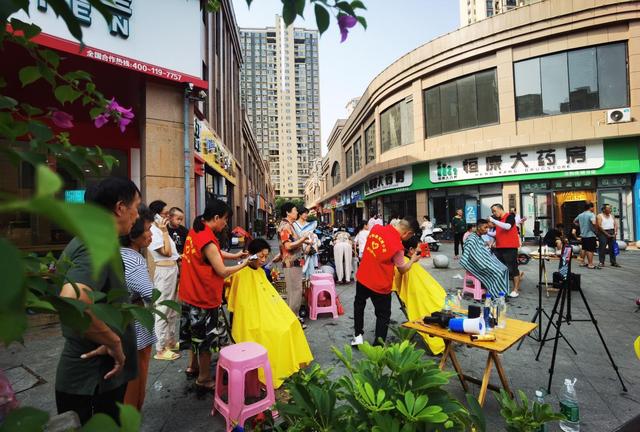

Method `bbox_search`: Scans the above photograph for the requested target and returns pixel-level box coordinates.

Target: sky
[232,0,460,155]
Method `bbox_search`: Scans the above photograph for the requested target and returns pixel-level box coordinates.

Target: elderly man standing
[55,177,140,425]
[352,217,421,346]
[278,202,311,323]
[461,219,509,298]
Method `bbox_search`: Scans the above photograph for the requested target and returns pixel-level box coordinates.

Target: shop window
[424,68,498,137]
[364,123,375,164]
[331,161,341,186]
[345,148,353,178]
[380,97,413,152]
[515,42,628,119]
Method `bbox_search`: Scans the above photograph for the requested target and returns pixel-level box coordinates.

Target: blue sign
[465,204,477,224]
[65,190,85,203]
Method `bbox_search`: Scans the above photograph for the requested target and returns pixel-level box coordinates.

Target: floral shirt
[278,219,303,268]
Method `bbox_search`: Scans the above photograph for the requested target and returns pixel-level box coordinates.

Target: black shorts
[581,237,597,252]
[494,248,519,279]
[181,303,223,354]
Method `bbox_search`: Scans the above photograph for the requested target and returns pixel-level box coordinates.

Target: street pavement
[2,239,639,431]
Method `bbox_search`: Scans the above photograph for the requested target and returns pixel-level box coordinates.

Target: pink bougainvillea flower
[51,110,74,128]
[118,117,132,133]
[338,15,357,43]
[94,113,110,128]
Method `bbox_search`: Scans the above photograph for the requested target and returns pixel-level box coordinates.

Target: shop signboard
[430,142,604,183]
[465,203,477,224]
[195,118,236,184]
[12,0,206,88]
[64,189,85,203]
[364,167,413,197]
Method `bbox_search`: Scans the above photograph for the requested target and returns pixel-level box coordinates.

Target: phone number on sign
[131,63,182,81]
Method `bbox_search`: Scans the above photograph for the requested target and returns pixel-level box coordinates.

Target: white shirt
[421,221,433,235]
[354,229,370,257]
[149,224,180,262]
[600,213,615,230]
[368,217,383,228]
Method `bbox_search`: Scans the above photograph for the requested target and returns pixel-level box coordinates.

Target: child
[393,235,446,355]
[227,239,313,388]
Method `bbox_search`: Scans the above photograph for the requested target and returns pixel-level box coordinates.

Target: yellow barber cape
[227,266,313,388]
[393,257,446,355]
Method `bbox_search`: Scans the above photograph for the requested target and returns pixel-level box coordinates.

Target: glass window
[515,58,542,118]
[457,75,477,129]
[365,123,375,164]
[440,81,458,133]
[331,161,340,186]
[476,69,499,125]
[353,138,361,172]
[568,47,598,111]
[380,98,413,152]
[345,147,353,178]
[541,52,569,115]
[597,43,628,109]
[424,87,441,136]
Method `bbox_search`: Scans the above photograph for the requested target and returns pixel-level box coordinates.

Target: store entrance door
[598,189,623,240]
[561,200,585,228]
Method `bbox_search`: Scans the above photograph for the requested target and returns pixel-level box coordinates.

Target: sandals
[154,350,181,361]
[587,265,601,270]
[185,368,199,379]
[194,379,215,397]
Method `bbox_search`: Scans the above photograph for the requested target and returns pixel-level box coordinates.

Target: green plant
[276,341,485,432]
[495,389,565,432]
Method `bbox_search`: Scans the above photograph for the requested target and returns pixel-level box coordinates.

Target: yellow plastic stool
[634,336,640,360]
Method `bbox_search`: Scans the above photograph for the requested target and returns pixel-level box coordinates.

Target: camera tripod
[534,245,627,394]
[517,231,576,353]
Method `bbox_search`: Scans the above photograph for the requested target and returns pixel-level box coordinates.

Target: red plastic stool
[462,271,486,301]
[309,279,338,320]
[211,342,275,431]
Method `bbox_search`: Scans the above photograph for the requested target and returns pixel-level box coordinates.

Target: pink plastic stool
[212,342,275,431]
[462,271,486,301]
[309,280,338,320]
[310,273,334,285]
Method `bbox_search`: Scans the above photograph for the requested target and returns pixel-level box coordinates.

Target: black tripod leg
[546,286,568,394]
[517,307,540,350]
[539,309,578,355]
[576,288,628,392]
[536,284,563,361]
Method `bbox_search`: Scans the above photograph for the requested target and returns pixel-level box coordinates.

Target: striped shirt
[120,247,157,350]
[460,233,508,298]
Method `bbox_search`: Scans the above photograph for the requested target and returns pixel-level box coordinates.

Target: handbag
[612,240,620,256]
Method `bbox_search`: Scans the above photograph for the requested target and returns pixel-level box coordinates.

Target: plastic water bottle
[535,389,548,432]
[444,294,452,312]
[497,293,507,329]
[559,378,580,432]
[483,293,493,331]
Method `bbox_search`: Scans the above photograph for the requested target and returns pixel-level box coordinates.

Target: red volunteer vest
[355,224,404,294]
[494,213,520,249]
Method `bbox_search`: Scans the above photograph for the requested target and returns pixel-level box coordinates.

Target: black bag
[552,272,581,291]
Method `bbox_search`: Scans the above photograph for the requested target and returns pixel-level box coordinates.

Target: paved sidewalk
[2,242,639,431]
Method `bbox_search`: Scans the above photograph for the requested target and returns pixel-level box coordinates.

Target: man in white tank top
[596,204,620,267]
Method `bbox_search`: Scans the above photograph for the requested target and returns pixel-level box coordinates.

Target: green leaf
[151,288,162,303]
[130,307,155,332]
[39,49,61,69]
[351,0,367,10]
[0,407,49,432]
[314,4,330,34]
[45,0,84,42]
[20,103,44,116]
[54,85,82,105]
[90,303,124,333]
[117,402,141,432]
[19,66,41,87]
[81,413,119,432]
[0,95,18,110]
[89,106,104,119]
[0,310,28,345]
[0,238,25,308]
[64,70,92,82]
[28,120,54,142]
[0,76,7,88]
[282,0,297,26]
[295,0,305,16]
[35,165,63,198]
[336,2,355,16]
[357,16,367,30]
[9,18,41,39]
[25,292,57,313]
[159,299,181,313]
[0,0,29,25]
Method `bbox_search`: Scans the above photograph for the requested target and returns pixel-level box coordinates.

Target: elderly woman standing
[119,205,156,411]
[333,227,353,284]
[278,202,311,322]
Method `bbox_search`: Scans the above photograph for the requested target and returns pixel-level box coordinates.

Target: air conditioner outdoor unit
[606,107,631,124]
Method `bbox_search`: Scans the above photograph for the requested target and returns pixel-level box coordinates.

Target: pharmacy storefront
[420,139,639,241]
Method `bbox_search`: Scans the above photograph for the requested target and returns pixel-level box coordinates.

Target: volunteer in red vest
[179,199,249,394]
[489,203,523,298]
[351,217,421,346]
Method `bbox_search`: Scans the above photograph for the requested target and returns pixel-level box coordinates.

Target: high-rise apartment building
[459,0,538,26]
[240,16,321,198]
